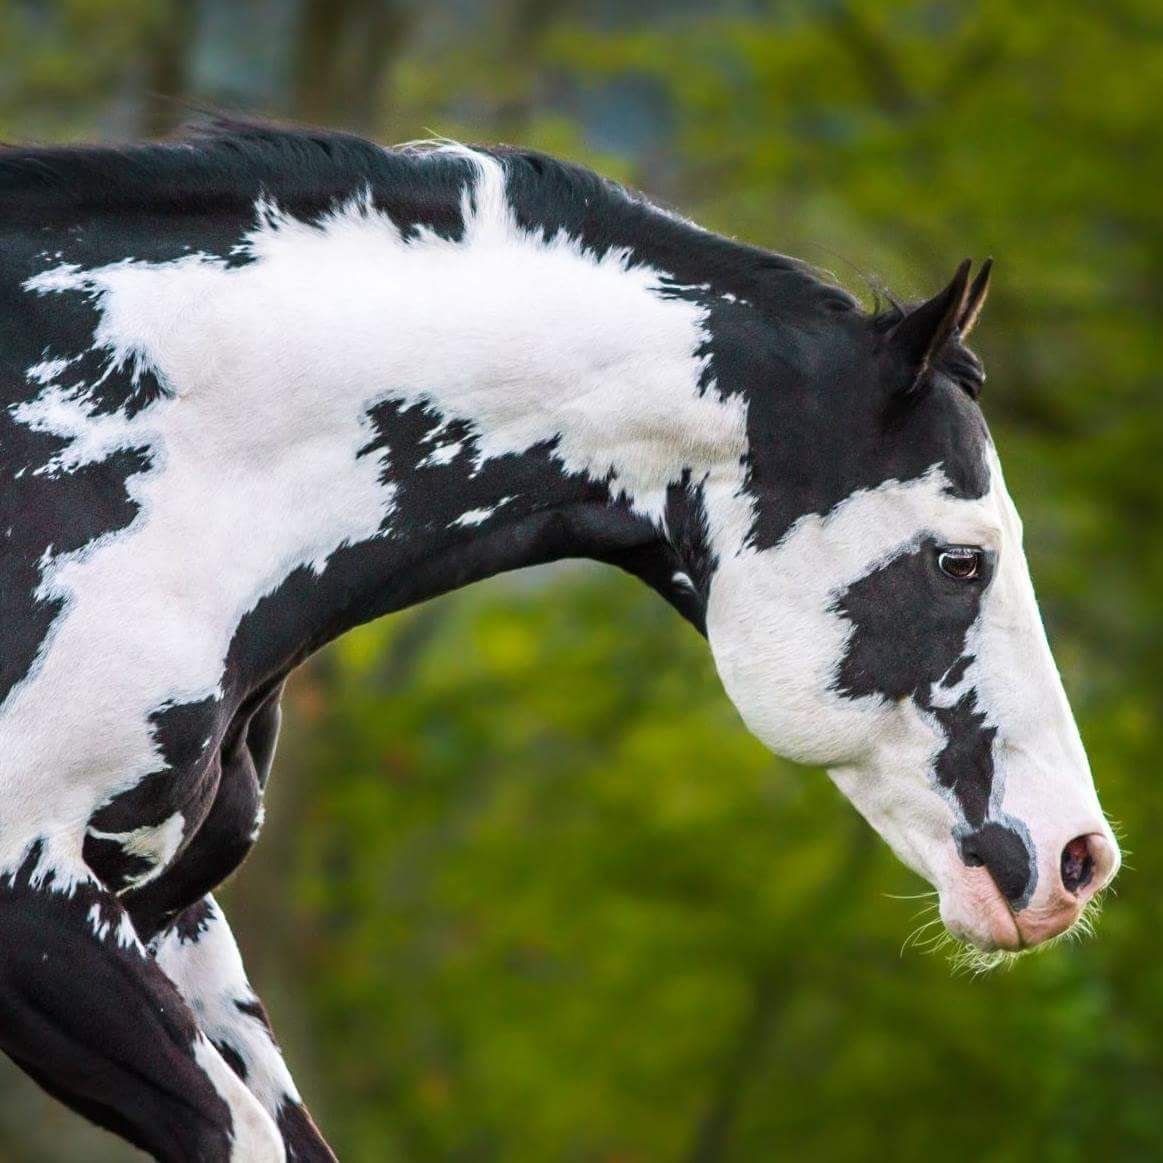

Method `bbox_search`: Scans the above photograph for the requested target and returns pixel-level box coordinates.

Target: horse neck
[13,153,751,692]
[185,160,750,655]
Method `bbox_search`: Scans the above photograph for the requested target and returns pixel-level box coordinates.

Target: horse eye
[937,547,983,580]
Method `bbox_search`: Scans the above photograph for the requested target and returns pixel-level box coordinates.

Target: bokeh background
[2,1,1161,1159]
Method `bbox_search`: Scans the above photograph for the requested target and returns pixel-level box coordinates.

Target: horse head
[706,260,1118,955]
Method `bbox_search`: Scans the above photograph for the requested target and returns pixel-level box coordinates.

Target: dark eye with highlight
[937,546,984,581]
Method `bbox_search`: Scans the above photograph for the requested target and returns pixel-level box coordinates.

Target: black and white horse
[0,121,1118,1161]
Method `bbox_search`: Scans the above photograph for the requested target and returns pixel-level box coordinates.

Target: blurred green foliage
[0,1,1160,1160]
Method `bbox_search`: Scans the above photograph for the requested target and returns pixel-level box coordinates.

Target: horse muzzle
[940,829,1119,952]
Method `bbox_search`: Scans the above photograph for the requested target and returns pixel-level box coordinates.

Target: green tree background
[1,2,1160,1159]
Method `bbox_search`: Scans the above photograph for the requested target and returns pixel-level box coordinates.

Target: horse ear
[958,257,992,339]
[885,259,972,394]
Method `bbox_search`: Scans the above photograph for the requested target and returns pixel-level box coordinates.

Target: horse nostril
[1061,836,1095,895]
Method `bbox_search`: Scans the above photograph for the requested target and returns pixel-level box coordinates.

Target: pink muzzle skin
[944,831,1118,952]
[1013,832,1118,947]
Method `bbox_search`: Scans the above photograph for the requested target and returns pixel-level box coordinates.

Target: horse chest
[0,337,390,876]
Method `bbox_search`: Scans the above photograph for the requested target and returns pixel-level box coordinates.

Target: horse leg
[151,895,336,1163]
[0,841,284,1162]
[119,689,337,1161]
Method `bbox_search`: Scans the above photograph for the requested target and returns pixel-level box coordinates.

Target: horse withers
[0,122,1119,1160]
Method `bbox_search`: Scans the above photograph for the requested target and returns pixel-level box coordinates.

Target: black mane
[0,116,982,396]
[2,119,841,297]
[0,119,475,243]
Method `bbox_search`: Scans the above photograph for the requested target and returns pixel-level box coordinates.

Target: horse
[0,119,1118,1161]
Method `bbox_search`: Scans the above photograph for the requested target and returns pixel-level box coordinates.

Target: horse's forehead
[739,378,993,552]
[749,454,999,588]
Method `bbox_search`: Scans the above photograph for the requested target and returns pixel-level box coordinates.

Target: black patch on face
[959,822,1035,906]
[833,539,991,703]
[832,541,1035,906]
[742,347,992,550]
[931,692,996,830]
[652,281,991,551]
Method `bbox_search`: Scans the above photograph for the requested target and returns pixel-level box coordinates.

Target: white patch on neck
[87,810,187,890]
[1,147,751,869]
[451,496,513,527]
[419,439,463,467]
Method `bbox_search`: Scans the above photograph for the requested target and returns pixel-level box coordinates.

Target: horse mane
[0,117,474,221]
[0,115,981,397]
[2,120,836,280]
